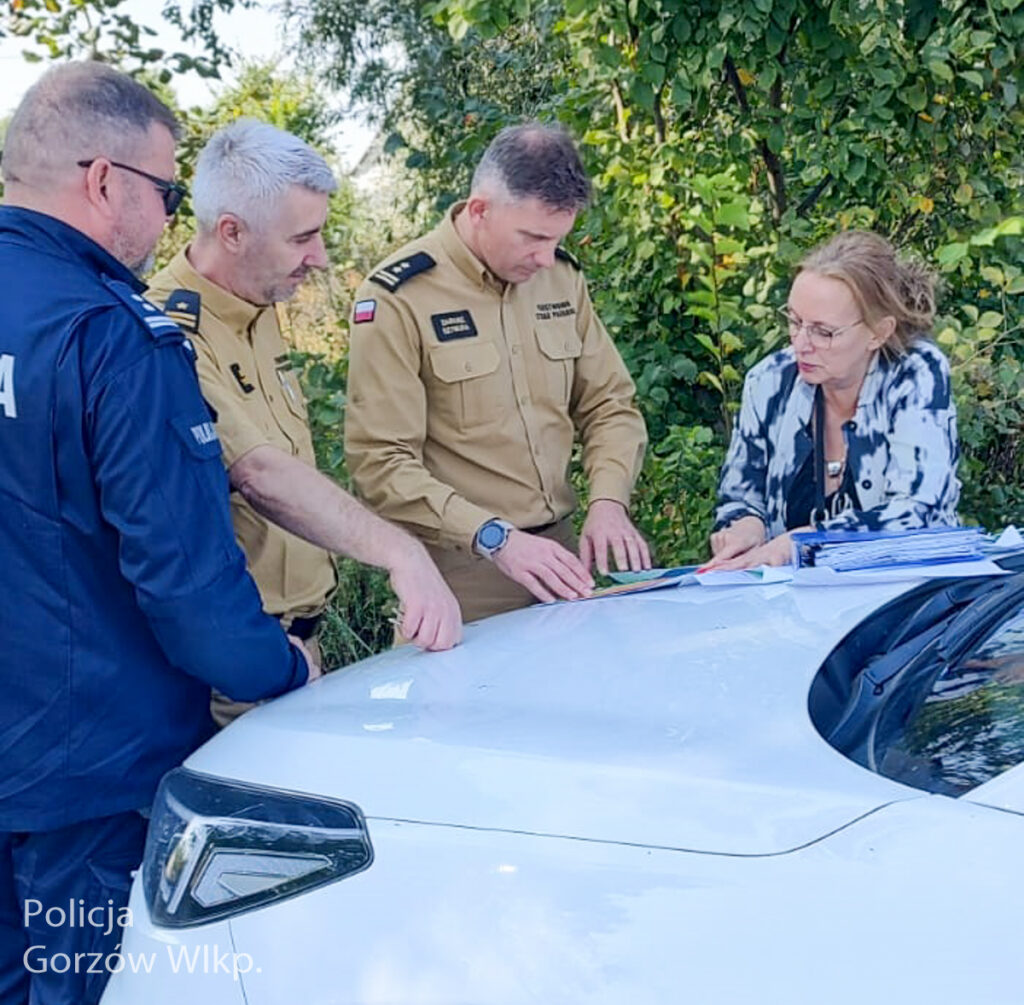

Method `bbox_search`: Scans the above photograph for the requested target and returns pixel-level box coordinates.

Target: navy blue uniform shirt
[0,207,308,830]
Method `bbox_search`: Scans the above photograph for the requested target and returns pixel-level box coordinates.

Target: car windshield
[810,552,1024,796]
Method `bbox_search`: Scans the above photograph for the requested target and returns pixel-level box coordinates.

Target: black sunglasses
[77,159,188,216]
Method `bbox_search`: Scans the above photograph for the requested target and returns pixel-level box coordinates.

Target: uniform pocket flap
[170,413,223,459]
[535,325,583,360]
[429,341,501,383]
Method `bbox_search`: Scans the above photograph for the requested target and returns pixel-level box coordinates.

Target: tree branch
[610,78,630,141]
[724,55,787,221]
[653,81,666,143]
[796,173,833,216]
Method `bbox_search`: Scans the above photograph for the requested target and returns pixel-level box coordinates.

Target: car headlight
[143,768,373,928]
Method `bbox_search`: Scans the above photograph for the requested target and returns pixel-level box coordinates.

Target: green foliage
[629,424,725,565]
[332,0,1023,538]
[932,218,1024,530]
[3,0,229,81]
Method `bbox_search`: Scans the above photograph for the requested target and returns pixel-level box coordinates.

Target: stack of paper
[791,526,985,572]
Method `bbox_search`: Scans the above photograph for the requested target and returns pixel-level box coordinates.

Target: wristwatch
[474,518,514,559]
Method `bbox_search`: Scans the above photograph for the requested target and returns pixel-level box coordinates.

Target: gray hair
[471,122,592,213]
[2,61,179,188]
[192,119,337,233]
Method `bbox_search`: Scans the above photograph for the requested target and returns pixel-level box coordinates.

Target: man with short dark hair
[345,123,650,622]
[147,120,461,723]
[0,64,315,1005]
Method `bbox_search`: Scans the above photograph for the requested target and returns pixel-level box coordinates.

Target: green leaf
[700,371,724,393]
[672,14,691,44]
[694,332,719,356]
[958,70,985,89]
[671,356,699,381]
[978,311,1005,328]
[767,123,785,154]
[935,242,969,268]
[899,81,928,111]
[715,202,750,230]
[927,59,953,83]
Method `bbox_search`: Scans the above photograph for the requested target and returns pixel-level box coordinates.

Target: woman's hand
[703,531,797,571]
[709,516,766,563]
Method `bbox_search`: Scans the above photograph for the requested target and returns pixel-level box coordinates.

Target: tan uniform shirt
[147,248,336,621]
[345,206,647,553]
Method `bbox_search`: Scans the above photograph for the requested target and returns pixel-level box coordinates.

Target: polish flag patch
[353,299,377,323]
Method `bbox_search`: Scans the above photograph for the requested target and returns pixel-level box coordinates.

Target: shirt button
[464,362,473,373]
[519,394,529,405]
[862,479,872,490]
[511,345,520,355]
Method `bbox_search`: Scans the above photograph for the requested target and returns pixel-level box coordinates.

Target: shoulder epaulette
[555,247,581,270]
[370,251,436,292]
[103,276,181,339]
[161,288,201,334]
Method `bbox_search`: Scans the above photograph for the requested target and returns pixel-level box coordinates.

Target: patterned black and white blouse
[714,339,961,537]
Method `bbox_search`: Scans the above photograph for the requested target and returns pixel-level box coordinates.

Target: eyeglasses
[779,306,863,349]
[77,159,188,216]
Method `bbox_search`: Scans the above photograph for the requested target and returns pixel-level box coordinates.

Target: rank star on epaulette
[370,251,436,291]
[161,288,201,334]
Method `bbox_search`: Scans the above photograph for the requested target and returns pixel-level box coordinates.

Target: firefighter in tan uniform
[346,123,651,623]
[148,256,335,649]
[149,120,461,722]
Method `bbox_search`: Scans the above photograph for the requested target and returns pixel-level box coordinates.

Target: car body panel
[104,795,1024,1005]
[189,582,919,856]
[103,575,1024,1005]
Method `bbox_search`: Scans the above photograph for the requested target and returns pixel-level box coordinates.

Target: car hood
[189,580,925,855]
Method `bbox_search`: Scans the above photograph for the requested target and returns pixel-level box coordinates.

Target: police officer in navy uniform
[0,63,317,1005]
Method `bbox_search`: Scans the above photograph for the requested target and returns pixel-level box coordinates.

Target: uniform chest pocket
[534,325,582,405]
[275,362,310,426]
[427,341,504,428]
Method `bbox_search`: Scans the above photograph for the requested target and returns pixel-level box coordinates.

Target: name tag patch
[535,300,575,321]
[431,310,478,342]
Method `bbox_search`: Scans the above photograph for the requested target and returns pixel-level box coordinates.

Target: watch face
[479,523,505,549]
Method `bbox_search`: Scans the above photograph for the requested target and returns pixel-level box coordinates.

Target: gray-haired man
[148,120,461,721]
[345,122,651,623]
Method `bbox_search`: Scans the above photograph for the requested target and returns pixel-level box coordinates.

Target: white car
[103,560,1024,1005]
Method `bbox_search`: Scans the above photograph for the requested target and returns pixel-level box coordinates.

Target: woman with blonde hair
[707,229,960,569]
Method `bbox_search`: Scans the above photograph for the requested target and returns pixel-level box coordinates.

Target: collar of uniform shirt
[439,202,497,291]
[161,246,267,336]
